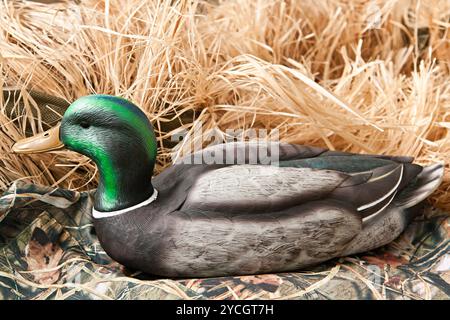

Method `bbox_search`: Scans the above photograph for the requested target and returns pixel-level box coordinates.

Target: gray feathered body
[93,143,444,277]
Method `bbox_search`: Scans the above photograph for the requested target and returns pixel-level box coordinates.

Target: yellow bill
[12,123,64,154]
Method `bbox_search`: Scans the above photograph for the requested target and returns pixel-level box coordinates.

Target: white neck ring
[92,188,158,219]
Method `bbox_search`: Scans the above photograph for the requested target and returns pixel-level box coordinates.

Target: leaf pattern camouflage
[0,181,448,300]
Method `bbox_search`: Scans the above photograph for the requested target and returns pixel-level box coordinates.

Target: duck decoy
[12,95,445,277]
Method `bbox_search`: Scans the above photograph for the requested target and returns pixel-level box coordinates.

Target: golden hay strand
[0,0,449,210]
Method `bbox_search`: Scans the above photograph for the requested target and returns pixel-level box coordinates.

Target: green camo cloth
[0,181,448,300]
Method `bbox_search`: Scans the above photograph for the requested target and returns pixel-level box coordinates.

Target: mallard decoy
[12,95,444,277]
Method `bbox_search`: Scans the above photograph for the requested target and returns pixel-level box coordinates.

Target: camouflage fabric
[0,181,448,300]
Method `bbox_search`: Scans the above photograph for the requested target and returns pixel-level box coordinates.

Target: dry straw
[0,0,449,210]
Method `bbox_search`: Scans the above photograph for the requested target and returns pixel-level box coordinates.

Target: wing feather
[331,164,406,217]
[181,165,348,213]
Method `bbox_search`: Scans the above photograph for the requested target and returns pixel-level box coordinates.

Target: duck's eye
[80,121,90,129]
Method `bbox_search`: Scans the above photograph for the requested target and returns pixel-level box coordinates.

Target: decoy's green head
[12,95,158,211]
[59,95,157,165]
